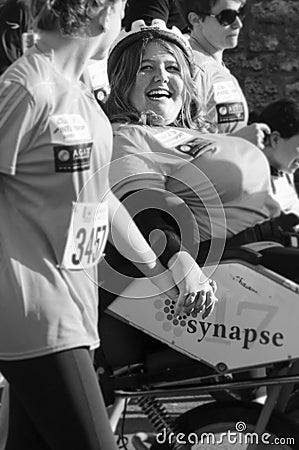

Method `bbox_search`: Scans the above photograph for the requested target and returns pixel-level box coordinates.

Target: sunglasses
[198,5,246,26]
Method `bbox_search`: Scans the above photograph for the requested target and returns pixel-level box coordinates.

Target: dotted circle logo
[177,144,192,153]
[219,106,228,116]
[58,150,70,162]
[154,298,197,337]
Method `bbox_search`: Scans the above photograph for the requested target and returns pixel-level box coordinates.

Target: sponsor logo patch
[53,143,93,172]
[176,138,216,158]
[216,102,245,124]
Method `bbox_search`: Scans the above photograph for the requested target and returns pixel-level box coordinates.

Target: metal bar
[114,374,299,398]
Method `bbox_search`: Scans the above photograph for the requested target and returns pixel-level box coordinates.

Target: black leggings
[259,246,299,283]
[0,347,118,450]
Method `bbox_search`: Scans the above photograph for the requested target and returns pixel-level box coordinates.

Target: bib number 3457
[61,202,108,270]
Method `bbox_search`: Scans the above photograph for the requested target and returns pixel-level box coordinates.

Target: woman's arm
[107,189,180,304]
[231,123,271,150]
[115,188,218,318]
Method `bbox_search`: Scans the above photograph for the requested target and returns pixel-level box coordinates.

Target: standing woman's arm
[106,189,180,303]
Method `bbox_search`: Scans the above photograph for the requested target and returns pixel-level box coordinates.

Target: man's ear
[269,130,281,148]
[188,12,202,26]
[97,4,111,33]
[88,4,111,35]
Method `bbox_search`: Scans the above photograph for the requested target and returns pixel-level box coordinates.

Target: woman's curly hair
[22,0,115,36]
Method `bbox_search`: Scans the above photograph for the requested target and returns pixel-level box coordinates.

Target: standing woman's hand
[167,251,218,319]
[232,123,271,149]
[148,268,179,300]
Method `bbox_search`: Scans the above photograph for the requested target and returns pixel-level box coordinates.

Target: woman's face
[129,42,184,125]
[271,133,299,174]
[198,0,245,51]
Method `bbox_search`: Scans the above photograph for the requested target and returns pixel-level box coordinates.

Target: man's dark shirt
[123,0,188,32]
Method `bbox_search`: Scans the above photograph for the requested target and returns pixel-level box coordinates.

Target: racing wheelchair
[96,238,299,449]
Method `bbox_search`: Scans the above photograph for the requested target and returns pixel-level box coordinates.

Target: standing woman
[0,1,193,449]
[181,0,270,148]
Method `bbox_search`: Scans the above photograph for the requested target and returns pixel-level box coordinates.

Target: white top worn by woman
[0,49,111,359]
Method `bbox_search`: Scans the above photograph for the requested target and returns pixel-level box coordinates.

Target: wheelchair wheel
[150,401,299,449]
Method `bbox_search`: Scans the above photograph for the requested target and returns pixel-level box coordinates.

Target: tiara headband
[108,19,197,78]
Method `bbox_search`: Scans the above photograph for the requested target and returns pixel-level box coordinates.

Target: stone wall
[224,0,299,117]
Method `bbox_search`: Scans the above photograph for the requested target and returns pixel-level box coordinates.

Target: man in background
[0,0,31,75]
[122,0,188,32]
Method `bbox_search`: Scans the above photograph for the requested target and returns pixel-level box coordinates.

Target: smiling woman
[106,26,221,316]
[106,26,280,244]
[105,25,299,286]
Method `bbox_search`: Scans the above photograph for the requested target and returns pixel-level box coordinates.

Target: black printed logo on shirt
[176,138,216,158]
[216,102,245,124]
[53,142,93,172]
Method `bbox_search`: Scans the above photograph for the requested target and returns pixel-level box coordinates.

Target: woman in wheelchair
[106,24,299,277]
[97,24,299,381]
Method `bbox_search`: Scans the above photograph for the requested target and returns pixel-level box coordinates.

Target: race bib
[60,202,108,270]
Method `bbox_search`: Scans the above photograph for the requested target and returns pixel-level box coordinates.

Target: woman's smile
[146,87,173,100]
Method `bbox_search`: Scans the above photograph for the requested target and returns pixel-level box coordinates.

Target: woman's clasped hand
[167,251,218,318]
